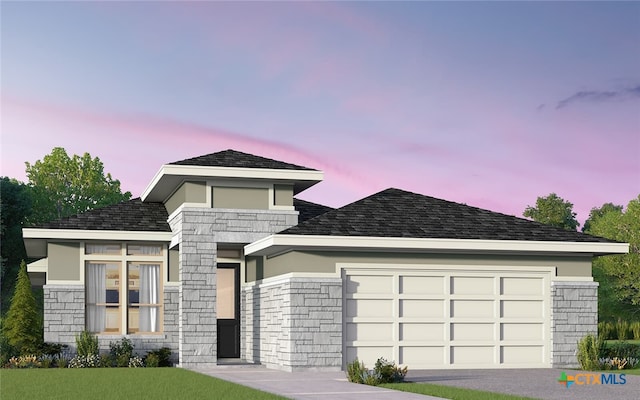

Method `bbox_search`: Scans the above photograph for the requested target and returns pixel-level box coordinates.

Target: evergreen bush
[2,261,42,354]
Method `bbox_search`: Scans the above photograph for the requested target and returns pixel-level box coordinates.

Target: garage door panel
[451,346,494,364]
[450,276,494,295]
[346,346,393,366]
[451,323,494,341]
[501,323,543,341]
[400,323,444,341]
[400,346,444,365]
[400,299,444,318]
[501,300,543,318]
[501,346,544,364]
[400,276,444,295]
[501,277,543,296]
[344,267,550,370]
[347,323,393,342]
[346,275,393,294]
[346,299,393,318]
[450,300,494,318]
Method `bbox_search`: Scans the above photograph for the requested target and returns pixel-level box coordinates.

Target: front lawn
[0,368,286,400]
[381,382,537,400]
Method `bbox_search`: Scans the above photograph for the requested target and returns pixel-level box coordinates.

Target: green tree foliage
[0,178,32,315]
[585,195,640,320]
[523,193,579,231]
[583,203,624,233]
[2,261,42,354]
[25,147,132,224]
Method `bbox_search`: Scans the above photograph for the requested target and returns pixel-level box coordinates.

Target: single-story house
[23,149,629,371]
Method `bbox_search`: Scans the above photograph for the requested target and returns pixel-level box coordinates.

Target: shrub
[632,321,640,340]
[0,331,18,367]
[2,261,43,355]
[601,341,640,359]
[346,358,367,384]
[109,337,135,367]
[598,321,615,340]
[68,354,101,368]
[128,356,145,368]
[75,331,99,357]
[577,333,603,370]
[346,357,408,386]
[145,347,172,367]
[99,354,113,368]
[7,355,41,368]
[56,356,69,368]
[615,319,630,340]
[373,357,408,384]
[39,354,55,368]
[39,342,67,358]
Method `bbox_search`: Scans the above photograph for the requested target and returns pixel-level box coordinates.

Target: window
[85,242,163,334]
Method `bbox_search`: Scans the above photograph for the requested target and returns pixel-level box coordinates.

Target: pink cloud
[1,95,381,207]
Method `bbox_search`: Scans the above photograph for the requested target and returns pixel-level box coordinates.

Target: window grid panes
[85,243,163,335]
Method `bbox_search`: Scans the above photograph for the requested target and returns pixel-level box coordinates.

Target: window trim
[84,241,165,335]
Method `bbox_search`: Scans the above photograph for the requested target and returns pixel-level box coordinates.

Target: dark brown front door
[216,263,240,358]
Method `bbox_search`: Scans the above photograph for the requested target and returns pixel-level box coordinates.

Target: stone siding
[169,207,298,367]
[44,285,179,362]
[243,277,342,371]
[551,281,599,368]
[43,285,85,349]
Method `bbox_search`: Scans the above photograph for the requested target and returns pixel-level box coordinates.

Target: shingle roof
[282,188,613,243]
[170,149,317,171]
[293,198,333,223]
[30,198,171,232]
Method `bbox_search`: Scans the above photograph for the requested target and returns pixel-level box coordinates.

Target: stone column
[551,281,599,368]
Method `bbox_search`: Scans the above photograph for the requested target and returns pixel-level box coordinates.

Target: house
[23,149,629,371]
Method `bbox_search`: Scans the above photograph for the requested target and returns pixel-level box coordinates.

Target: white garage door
[343,266,551,369]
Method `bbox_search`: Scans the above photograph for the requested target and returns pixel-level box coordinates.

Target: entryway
[217,263,240,358]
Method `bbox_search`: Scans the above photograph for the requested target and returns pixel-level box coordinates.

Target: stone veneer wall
[44,285,179,361]
[551,281,599,368]
[169,207,298,368]
[43,285,85,348]
[243,277,343,371]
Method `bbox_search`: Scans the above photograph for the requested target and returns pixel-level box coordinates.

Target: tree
[2,261,42,354]
[582,203,623,233]
[0,178,32,315]
[25,147,132,224]
[584,195,640,320]
[523,193,579,231]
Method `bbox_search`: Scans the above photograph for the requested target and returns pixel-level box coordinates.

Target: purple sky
[2,2,639,225]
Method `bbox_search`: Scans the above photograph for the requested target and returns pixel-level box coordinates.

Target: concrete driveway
[192,365,639,400]
[407,368,639,400]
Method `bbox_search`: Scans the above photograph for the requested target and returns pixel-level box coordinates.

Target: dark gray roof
[170,149,316,171]
[30,198,171,232]
[282,188,613,243]
[294,198,333,223]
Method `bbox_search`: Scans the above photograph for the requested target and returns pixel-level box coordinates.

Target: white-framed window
[85,243,164,334]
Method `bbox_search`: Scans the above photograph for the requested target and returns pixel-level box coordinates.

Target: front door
[216,263,240,358]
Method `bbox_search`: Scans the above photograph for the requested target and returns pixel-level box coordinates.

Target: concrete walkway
[191,367,442,400]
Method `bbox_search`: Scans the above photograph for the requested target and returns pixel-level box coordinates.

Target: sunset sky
[2,1,639,225]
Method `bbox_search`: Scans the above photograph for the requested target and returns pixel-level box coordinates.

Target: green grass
[381,382,537,400]
[605,368,640,375]
[0,368,286,400]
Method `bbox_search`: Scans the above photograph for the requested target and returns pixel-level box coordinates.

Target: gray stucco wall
[165,181,207,215]
[249,251,593,281]
[48,242,80,281]
[551,281,599,368]
[243,277,342,371]
[212,187,270,210]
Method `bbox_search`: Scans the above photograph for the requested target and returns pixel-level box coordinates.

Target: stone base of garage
[550,281,598,368]
[242,276,343,371]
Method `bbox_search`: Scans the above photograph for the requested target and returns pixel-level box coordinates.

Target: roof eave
[23,228,172,258]
[244,234,630,257]
[141,164,324,202]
